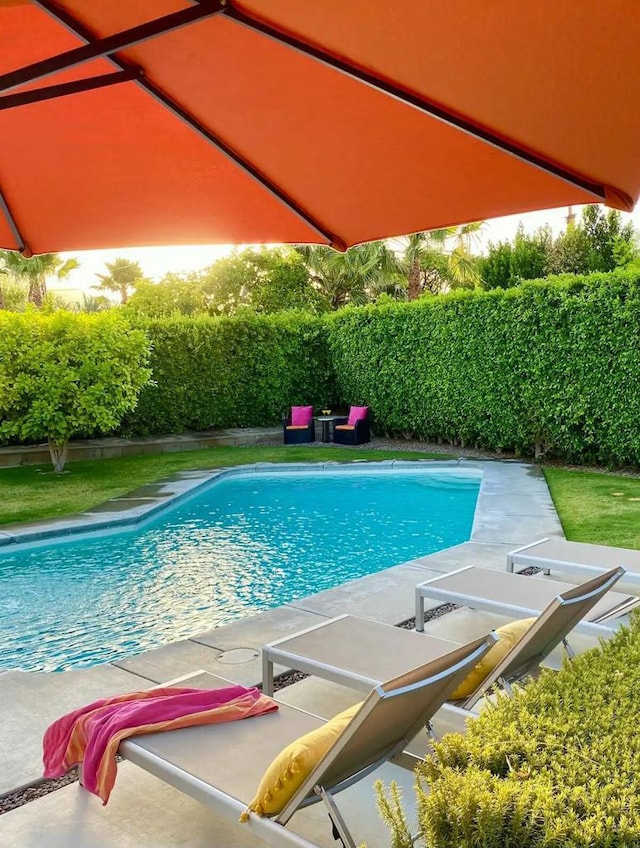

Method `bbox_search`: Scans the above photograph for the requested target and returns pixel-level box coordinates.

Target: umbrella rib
[224,4,626,207]
[0,186,27,254]
[0,70,143,112]
[28,0,343,249]
[0,1,229,94]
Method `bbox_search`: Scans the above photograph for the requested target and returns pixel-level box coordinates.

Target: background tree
[0,251,79,307]
[545,222,591,275]
[480,225,552,288]
[0,277,28,311]
[296,241,399,309]
[94,257,146,305]
[510,224,552,281]
[125,273,209,318]
[581,204,636,272]
[201,247,323,315]
[481,206,638,287]
[77,293,112,313]
[0,311,151,471]
[397,223,483,299]
[478,240,513,289]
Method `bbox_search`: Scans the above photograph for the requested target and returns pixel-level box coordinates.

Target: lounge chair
[115,636,494,848]
[414,564,637,638]
[507,537,640,587]
[262,567,625,714]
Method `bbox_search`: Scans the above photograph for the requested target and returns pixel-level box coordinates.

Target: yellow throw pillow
[449,617,536,700]
[242,701,362,820]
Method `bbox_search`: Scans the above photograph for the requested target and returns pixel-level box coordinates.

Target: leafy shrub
[327,271,640,465]
[378,613,640,847]
[0,311,151,470]
[122,311,336,435]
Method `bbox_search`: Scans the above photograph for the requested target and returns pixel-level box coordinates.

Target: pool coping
[0,458,477,548]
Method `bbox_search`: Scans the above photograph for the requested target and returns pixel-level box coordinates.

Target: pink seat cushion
[291,406,313,426]
[347,406,368,426]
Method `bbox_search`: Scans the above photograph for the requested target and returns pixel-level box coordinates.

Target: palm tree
[0,251,79,307]
[94,257,145,305]
[396,223,484,299]
[296,242,400,310]
[78,293,111,313]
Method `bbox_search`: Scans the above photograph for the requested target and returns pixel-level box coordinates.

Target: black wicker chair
[283,406,316,444]
[332,407,370,445]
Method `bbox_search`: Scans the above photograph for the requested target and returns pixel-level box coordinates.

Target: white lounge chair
[116,635,494,848]
[263,567,625,713]
[507,537,640,586]
[414,564,636,637]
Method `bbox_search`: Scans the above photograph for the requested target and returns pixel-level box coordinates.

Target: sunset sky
[55,204,640,296]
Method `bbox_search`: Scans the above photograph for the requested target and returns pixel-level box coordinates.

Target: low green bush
[0,311,150,470]
[378,613,640,847]
[122,311,336,434]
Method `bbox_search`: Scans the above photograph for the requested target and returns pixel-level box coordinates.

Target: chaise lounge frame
[414,564,637,639]
[263,567,625,717]
[114,635,494,848]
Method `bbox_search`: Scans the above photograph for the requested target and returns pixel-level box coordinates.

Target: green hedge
[378,614,640,847]
[122,311,336,435]
[6,272,640,465]
[326,271,640,465]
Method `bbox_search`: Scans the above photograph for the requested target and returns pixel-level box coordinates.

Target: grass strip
[543,467,640,548]
[0,445,446,526]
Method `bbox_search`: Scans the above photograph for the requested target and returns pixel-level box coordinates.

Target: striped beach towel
[43,684,277,803]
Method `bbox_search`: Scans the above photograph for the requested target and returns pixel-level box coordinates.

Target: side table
[317,415,340,443]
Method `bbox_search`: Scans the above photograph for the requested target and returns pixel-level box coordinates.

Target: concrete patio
[0,458,594,847]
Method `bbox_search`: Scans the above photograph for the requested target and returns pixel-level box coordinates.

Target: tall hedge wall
[122,312,336,435]
[327,271,640,465]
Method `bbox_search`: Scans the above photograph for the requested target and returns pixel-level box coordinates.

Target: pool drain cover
[217,648,259,664]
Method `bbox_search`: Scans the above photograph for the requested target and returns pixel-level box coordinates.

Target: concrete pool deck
[0,458,572,846]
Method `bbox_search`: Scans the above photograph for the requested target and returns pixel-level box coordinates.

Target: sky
[53,203,640,297]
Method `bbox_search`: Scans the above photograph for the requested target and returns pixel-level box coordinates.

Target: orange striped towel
[43,685,277,803]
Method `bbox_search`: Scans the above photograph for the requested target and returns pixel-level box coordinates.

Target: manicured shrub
[378,613,640,847]
[0,311,151,470]
[122,311,336,434]
[327,271,640,465]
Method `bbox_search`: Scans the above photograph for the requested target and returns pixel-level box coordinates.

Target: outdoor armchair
[332,406,370,446]
[283,406,315,444]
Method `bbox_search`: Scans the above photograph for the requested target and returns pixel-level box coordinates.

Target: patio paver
[288,563,446,623]
[0,665,150,794]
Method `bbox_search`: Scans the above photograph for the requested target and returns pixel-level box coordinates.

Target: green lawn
[3,449,640,550]
[0,445,446,526]
[543,467,640,549]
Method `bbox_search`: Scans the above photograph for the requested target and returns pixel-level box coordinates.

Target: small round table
[317,415,340,443]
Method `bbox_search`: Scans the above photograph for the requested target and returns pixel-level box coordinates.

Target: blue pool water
[0,467,480,672]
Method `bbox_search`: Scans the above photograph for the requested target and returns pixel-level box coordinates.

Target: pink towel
[43,685,277,803]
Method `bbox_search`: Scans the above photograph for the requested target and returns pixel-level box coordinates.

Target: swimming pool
[0,465,481,672]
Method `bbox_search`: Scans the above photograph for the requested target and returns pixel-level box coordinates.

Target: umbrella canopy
[1,0,639,255]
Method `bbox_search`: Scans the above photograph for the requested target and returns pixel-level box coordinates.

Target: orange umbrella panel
[0,1,637,254]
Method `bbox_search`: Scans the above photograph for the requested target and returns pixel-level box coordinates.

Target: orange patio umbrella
[0,0,639,256]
